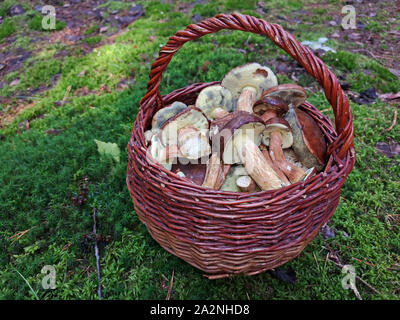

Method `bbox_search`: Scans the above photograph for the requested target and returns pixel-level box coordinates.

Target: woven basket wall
[126,13,355,279]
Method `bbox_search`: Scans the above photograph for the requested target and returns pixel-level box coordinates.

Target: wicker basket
[126,13,355,279]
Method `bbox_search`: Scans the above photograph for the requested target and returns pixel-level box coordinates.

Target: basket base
[134,202,337,279]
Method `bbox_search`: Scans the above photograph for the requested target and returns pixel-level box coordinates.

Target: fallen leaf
[375,140,400,158]
[379,91,400,101]
[77,70,86,77]
[320,223,335,239]
[201,60,211,73]
[94,139,120,163]
[44,129,62,135]
[269,267,297,284]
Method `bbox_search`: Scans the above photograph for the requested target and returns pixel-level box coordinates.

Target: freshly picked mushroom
[145,62,328,191]
[253,96,289,123]
[261,83,307,108]
[195,85,235,120]
[262,117,306,183]
[284,104,327,171]
[159,106,211,160]
[221,63,278,114]
[171,161,207,185]
[220,111,284,190]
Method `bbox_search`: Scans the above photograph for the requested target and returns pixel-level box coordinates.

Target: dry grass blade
[9,227,36,244]
[381,110,397,134]
[166,270,174,300]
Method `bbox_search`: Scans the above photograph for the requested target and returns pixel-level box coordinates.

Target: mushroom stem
[212,107,230,119]
[260,109,278,123]
[260,146,290,185]
[237,87,257,113]
[233,134,283,190]
[215,163,231,190]
[269,131,306,183]
[202,153,222,189]
[158,145,183,163]
[236,175,257,192]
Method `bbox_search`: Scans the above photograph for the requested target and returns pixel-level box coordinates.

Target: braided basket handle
[139,13,354,159]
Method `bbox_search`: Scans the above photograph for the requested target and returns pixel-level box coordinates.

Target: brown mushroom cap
[284,105,327,171]
[253,96,289,116]
[219,111,265,164]
[262,117,293,149]
[262,84,307,108]
[171,161,207,185]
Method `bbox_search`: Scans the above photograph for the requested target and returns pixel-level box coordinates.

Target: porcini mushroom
[284,105,327,171]
[159,106,211,160]
[236,175,257,193]
[221,63,278,113]
[253,96,289,123]
[202,152,221,189]
[263,117,306,183]
[151,101,187,132]
[195,85,235,120]
[171,162,207,185]
[220,111,284,190]
[261,84,307,108]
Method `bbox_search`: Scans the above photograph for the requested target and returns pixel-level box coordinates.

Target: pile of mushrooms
[144,63,327,192]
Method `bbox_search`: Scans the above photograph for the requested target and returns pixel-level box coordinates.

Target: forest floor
[0,0,399,300]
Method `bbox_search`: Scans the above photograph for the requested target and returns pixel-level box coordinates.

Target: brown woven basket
[126,13,355,279]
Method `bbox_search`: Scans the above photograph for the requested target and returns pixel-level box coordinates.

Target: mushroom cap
[262,117,293,149]
[219,111,265,164]
[284,105,327,171]
[171,161,207,185]
[253,96,289,116]
[159,106,209,147]
[148,135,172,170]
[151,101,187,131]
[221,63,278,100]
[261,84,307,108]
[195,85,235,120]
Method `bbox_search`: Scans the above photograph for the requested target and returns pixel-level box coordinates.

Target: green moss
[0,18,16,41]
[28,15,66,32]
[224,0,257,10]
[82,36,102,46]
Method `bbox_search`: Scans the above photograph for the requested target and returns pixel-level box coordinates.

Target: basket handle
[139,13,354,159]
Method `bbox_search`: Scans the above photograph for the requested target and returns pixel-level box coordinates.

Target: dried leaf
[270,266,297,284]
[320,223,335,239]
[375,140,400,158]
[44,129,62,135]
[379,91,400,101]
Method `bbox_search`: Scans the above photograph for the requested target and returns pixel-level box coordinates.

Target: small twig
[92,207,102,300]
[62,85,72,103]
[166,270,174,300]
[381,110,397,134]
[351,257,375,267]
[9,227,36,244]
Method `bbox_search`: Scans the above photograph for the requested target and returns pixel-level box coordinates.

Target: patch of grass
[0,18,16,41]
[83,24,99,36]
[28,15,66,32]
[82,36,102,46]
[224,0,257,10]
[0,0,15,17]
[97,1,132,12]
